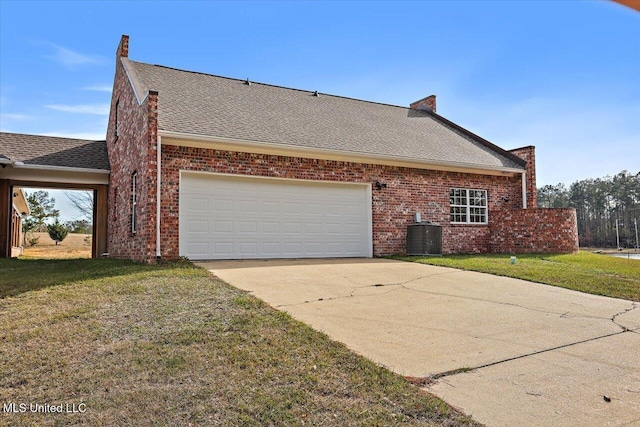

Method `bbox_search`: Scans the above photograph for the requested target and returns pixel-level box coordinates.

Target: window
[112,188,118,220]
[115,100,119,138]
[450,188,488,224]
[131,172,137,233]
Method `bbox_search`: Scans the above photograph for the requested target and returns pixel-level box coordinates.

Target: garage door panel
[284,242,303,255]
[188,220,208,233]
[213,242,234,256]
[214,200,234,212]
[283,222,302,234]
[262,222,280,234]
[263,202,280,214]
[188,242,209,257]
[306,242,323,254]
[262,242,281,255]
[239,242,258,256]
[214,221,233,233]
[345,222,364,235]
[238,221,257,233]
[305,223,322,234]
[187,198,209,212]
[325,223,343,234]
[180,173,371,260]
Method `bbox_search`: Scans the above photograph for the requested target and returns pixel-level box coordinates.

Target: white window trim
[450,188,488,225]
[131,172,137,234]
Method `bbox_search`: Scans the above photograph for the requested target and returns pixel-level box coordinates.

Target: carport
[0,133,109,258]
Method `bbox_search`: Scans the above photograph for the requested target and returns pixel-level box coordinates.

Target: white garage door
[179,172,372,260]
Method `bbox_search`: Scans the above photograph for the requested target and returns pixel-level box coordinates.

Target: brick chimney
[410,95,436,113]
[116,35,129,58]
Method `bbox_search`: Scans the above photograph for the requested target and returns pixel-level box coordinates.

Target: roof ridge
[0,131,104,143]
[129,60,422,113]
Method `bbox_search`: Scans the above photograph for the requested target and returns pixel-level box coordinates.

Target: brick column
[509,146,537,208]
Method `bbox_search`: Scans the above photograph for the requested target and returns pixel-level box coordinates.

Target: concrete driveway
[198,258,640,427]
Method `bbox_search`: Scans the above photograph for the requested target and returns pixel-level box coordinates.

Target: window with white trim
[115,99,120,138]
[450,188,488,224]
[131,172,137,234]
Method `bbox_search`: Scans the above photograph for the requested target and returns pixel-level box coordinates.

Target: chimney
[410,95,436,113]
[116,35,129,58]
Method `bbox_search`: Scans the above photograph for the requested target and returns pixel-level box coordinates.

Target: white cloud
[83,85,112,93]
[0,113,33,121]
[45,103,110,115]
[44,43,106,67]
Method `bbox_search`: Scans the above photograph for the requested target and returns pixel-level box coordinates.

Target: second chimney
[410,95,436,113]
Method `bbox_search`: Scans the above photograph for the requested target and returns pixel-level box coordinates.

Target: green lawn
[0,258,477,426]
[395,251,639,302]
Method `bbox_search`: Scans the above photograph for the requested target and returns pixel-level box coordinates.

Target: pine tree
[47,220,69,246]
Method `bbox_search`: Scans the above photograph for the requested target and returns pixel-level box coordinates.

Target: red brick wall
[105,37,158,262]
[159,145,525,258]
[489,208,579,253]
[509,146,537,208]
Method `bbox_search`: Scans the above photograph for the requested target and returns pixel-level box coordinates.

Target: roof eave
[159,130,525,176]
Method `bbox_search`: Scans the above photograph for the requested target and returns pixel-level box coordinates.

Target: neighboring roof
[0,133,110,171]
[126,59,525,171]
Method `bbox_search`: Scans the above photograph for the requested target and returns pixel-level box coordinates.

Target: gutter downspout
[521,172,527,209]
[156,134,162,259]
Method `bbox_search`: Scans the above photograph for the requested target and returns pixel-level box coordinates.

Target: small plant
[47,220,70,246]
[28,236,40,247]
[84,235,92,246]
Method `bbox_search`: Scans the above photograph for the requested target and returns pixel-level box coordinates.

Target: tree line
[537,170,640,248]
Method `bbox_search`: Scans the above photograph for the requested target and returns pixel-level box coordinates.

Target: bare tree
[64,190,94,221]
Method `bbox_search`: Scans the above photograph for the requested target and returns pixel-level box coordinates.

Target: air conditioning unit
[406,223,442,255]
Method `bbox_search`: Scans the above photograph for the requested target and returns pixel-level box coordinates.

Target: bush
[28,236,40,247]
[47,220,70,246]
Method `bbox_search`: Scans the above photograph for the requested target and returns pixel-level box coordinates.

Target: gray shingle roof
[127,60,525,171]
[0,133,110,171]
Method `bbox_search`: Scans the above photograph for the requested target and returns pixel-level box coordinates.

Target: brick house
[104,35,578,262]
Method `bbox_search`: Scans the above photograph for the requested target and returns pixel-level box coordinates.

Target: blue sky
[1,1,639,219]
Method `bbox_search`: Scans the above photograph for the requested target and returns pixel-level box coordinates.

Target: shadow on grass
[0,258,157,299]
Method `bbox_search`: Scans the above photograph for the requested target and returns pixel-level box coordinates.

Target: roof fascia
[120,57,149,105]
[0,167,109,185]
[9,163,110,174]
[159,130,525,176]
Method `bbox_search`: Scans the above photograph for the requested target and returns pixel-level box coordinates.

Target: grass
[395,251,640,302]
[0,258,477,426]
[21,232,91,259]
